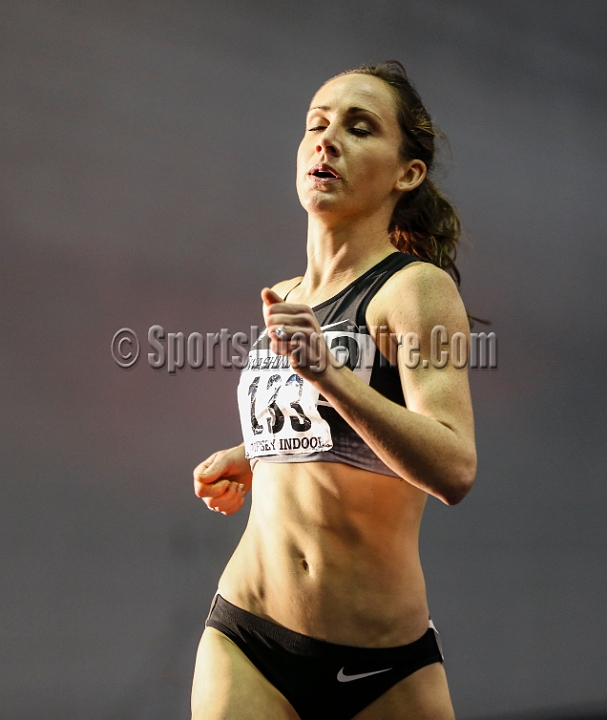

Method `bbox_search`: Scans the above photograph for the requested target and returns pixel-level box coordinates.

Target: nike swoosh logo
[320,320,351,331]
[336,666,392,682]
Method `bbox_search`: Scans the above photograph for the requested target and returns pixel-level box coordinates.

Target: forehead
[309,73,397,119]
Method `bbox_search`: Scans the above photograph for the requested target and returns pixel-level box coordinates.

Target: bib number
[238,349,332,458]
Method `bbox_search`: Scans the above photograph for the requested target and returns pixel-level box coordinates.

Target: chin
[307,200,345,218]
[300,189,346,214]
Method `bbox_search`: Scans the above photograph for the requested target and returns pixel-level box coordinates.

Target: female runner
[191,61,477,720]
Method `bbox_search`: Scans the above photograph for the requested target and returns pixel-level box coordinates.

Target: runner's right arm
[193,444,251,515]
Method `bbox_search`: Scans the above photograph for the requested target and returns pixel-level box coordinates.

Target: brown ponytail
[389,178,461,286]
[335,61,462,287]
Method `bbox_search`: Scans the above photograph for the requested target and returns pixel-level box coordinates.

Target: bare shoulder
[372,261,468,335]
[270,276,304,300]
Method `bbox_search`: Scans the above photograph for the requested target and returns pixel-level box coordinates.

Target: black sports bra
[236,252,421,478]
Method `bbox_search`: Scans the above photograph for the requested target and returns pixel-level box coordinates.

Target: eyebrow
[307,105,383,122]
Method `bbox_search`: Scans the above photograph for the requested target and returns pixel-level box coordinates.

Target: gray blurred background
[1,1,605,718]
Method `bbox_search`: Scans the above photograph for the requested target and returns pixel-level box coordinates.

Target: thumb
[261,287,284,306]
[196,454,230,484]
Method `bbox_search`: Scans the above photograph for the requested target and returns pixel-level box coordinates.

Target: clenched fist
[193,445,252,516]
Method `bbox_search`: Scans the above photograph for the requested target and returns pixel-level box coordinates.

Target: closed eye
[307,125,371,136]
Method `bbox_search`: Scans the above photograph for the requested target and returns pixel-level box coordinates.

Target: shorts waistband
[206,593,442,662]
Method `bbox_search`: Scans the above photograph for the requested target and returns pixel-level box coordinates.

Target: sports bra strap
[283,279,302,301]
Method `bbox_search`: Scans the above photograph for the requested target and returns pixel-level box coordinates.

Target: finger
[265,307,314,322]
[288,331,331,376]
[193,453,218,478]
[219,495,245,516]
[207,482,242,509]
[195,478,231,499]
[269,323,296,343]
[266,310,320,333]
[221,481,244,502]
[263,303,313,333]
[269,330,306,358]
[213,490,245,515]
[193,453,230,485]
[209,480,243,502]
[267,318,318,347]
[261,287,284,306]
[262,296,288,328]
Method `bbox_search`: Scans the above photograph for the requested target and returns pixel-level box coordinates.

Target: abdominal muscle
[217,459,432,648]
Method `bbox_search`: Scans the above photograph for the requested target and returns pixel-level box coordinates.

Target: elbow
[440,450,477,506]
[442,481,473,506]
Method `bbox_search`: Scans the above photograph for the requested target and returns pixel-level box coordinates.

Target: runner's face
[296,73,414,218]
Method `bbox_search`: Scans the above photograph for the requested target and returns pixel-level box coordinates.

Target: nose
[315,126,340,157]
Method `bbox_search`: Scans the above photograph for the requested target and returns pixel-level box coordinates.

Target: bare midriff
[217,459,431,648]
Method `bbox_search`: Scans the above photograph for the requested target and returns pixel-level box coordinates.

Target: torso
[219,254,432,648]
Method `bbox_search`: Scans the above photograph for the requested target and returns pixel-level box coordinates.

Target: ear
[394,159,427,193]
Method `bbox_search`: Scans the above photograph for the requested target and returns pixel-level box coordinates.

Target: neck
[302,213,396,295]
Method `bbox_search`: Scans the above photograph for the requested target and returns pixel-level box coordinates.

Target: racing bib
[237,346,333,458]
[237,327,377,459]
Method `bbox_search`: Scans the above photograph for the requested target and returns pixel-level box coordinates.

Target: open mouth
[309,164,341,180]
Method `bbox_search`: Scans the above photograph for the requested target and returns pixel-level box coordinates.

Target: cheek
[351,148,399,189]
